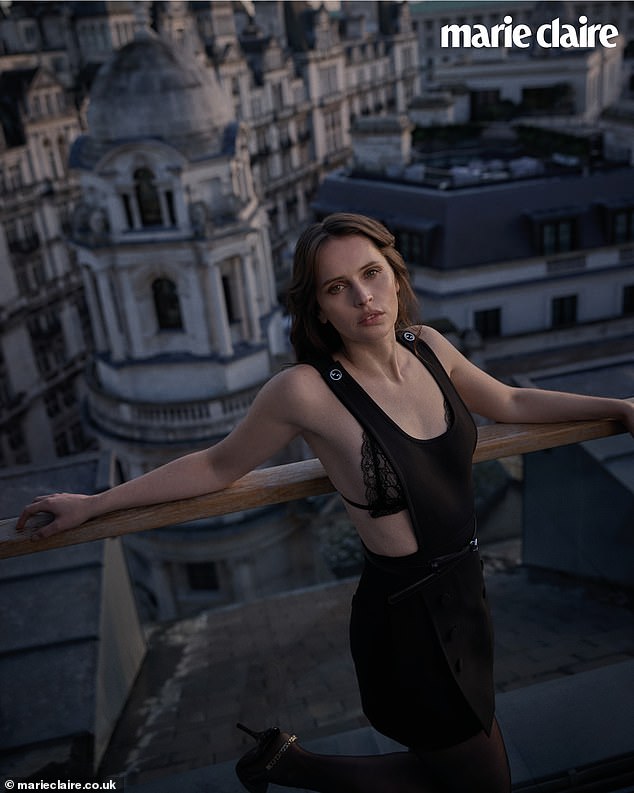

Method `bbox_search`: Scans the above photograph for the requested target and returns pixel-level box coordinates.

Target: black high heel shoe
[235,722,299,793]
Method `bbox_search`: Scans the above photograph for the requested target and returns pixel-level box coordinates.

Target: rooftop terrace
[1,414,633,792]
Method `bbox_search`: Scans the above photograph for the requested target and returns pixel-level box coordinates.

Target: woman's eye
[328,283,345,294]
[365,267,380,278]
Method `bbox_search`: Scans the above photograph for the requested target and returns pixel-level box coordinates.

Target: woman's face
[315,234,400,347]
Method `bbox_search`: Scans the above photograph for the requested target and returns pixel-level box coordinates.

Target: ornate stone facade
[0,0,420,617]
[66,21,301,619]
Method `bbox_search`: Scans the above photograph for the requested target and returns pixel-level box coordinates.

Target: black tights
[266,718,510,793]
[415,718,511,793]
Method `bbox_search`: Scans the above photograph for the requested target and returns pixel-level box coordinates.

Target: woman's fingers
[16,493,89,537]
[15,500,51,531]
[31,518,61,540]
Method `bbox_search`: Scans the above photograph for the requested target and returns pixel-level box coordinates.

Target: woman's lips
[358,311,384,325]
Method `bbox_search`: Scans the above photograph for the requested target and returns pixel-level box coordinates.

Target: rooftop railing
[0,414,629,560]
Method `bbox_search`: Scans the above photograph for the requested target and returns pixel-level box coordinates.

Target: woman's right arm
[17,369,309,538]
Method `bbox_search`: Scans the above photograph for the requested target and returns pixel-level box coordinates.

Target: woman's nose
[353,282,372,305]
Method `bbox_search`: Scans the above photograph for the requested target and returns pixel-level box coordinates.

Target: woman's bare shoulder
[407,324,450,350]
[259,364,329,417]
[406,324,461,369]
[268,362,325,393]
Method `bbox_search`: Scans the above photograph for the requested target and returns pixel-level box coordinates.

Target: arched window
[134,167,162,227]
[153,278,183,330]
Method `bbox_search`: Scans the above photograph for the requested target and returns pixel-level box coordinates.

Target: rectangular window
[14,264,30,295]
[61,381,76,407]
[55,432,71,457]
[8,423,26,451]
[45,391,61,417]
[541,219,576,255]
[272,83,284,112]
[474,307,501,339]
[9,165,22,190]
[395,230,426,266]
[470,88,500,120]
[30,256,46,289]
[319,65,338,97]
[4,219,19,247]
[623,284,634,315]
[551,294,578,328]
[22,214,37,247]
[186,561,219,591]
[323,109,342,152]
[52,337,66,366]
[24,23,36,43]
[70,422,86,450]
[611,209,634,244]
[0,350,12,404]
[59,202,72,234]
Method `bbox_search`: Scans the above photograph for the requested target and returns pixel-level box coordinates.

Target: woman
[18,214,634,793]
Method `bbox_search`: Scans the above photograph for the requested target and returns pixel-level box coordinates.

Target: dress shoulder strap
[306,332,428,429]
[398,329,451,385]
[305,355,393,436]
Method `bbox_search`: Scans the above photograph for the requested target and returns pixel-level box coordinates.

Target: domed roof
[87,32,234,155]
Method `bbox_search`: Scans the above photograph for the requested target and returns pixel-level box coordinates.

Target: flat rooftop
[97,544,634,788]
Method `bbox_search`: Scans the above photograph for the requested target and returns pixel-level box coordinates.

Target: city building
[0,0,420,472]
[410,0,633,137]
[0,0,422,617]
[203,0,420,279]
[312,116,634,375]
[601,95,634,164]
[1,0,632,619]
[1,1,632,786]
[66,9,317,621]
[410,0,634,85]
[0,62,93,468]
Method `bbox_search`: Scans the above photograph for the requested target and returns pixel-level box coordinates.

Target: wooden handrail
[0,416,628,560]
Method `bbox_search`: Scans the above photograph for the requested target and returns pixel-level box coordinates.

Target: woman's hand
[16,493,95,539]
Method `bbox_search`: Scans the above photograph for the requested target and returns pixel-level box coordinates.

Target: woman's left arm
[421,327,634,436]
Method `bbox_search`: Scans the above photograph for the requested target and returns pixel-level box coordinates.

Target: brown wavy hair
[287,213,419,361]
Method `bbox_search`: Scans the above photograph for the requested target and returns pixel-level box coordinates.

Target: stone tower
[68,11,303,619]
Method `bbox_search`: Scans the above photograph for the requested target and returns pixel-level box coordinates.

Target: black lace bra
[341,397,453,518]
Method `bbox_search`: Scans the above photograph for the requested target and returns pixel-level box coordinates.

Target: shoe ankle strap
[265,734,298,772]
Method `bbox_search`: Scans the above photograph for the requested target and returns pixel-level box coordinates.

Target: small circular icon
[329,369,343,381]
[403,331,416,342]
[6,781,15,790]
